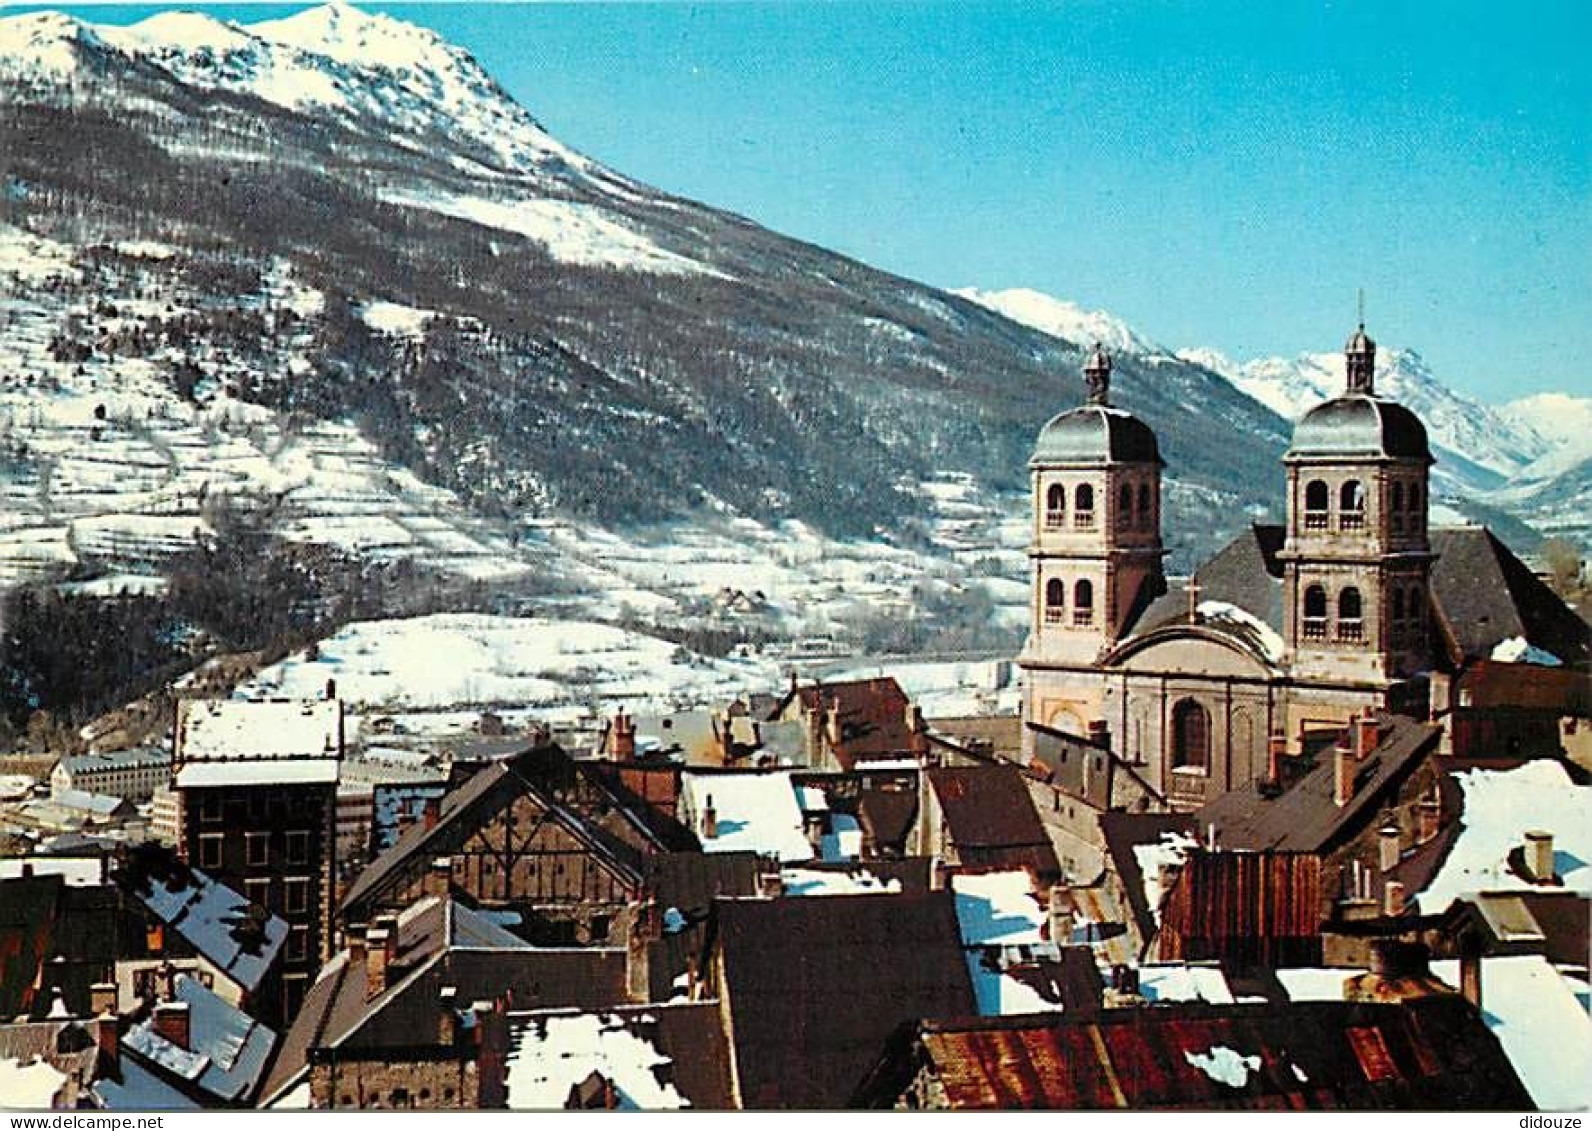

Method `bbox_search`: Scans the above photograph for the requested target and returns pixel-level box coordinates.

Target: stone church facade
[1018,324,1438,810]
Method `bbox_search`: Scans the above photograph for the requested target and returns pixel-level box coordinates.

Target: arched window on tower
[1045,483,1066,529]
[1072,579,1094,626]
[1408,483,1423,531]
[1391,482,1406,531]
[1304,480,1330,529]
[1406,584,1425,632]
[1137,483,1152,530]
[1337,587,1364,642]
[1392,588,1406,644]
[1303,585,1328,641]
[1118,482,1134,530]
[1339,480,1365,530]
[1045,578,1065,624]
[1170,699,1210,772]
[1074,484,1096,529]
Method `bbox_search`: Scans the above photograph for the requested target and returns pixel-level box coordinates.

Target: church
[1017,322,1589,811]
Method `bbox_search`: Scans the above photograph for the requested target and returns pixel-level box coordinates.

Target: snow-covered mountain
[952,288,1162,358]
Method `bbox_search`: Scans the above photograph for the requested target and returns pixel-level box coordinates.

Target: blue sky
[36,0,1592,402]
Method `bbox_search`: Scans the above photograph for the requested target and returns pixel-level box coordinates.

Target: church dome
[1031,406,1163,466]
[1285,394,1431,462]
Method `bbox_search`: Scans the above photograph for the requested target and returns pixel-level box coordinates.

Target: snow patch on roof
[504,1013,688,1110]
[1196,600,1284,663]
[780,867,901,897]
[1415,760,1592,911]
[1138,963,1235,1004]
[1489,635,1563,666]
[1132,830,1198,927]
[680,772,811,863]
[1184,1046,1261,1088]
[952,870,1045,946]
[819,812,863,863]
[179,698,342,762]
[0,1056,68,1109]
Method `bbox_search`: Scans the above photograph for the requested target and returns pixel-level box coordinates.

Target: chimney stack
[438,985,459,1046]
[1048,886,1075,945]
[1334,738,1356,807]
[425,856,451,899]
[366,921,398,1001]
[1357,714,1380,759]
[1416,795,1442,845]
[94,1012,118,1072]
[1087,719,1111,750]
[90,981,117,1018]
[701,795,718,841]
[152,1002,191,1052]
[826,697,843,746]
[609,711,636,760]
[1383,879,1406,917]
[325,677,337,701]
[1378,825,1401,873]
[758,869,784,899]
[1524,831,1555,883]
[422,796,441,832]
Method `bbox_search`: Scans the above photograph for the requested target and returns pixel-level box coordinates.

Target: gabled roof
[1197,715,1440,854]
[925,765,1061,880]
[343,744,683,916]
[260,895,627,1105]
[854,997,1529,1109]
[1126,524,1285,650]
[1430,527,1590,666]
[117,844,286,994]
[1098,811,1199,949]
[174,699,341,788]
[774,677,918,768]
[123,973,276,1105]
[713,891,975,1109]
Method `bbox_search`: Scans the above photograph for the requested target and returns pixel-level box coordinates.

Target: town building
[50,746,171,804]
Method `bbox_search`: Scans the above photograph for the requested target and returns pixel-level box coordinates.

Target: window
[1338,587,1364,642]
[1073,484,1095,529]
[244,878,271,910]
[199,833,224,870]
[1303,585,1328,640]
[1045,483,1065,529]
[1171,699,1211,771]
[286,925,309,962]
[245,831,270,867]
[1392,587,1406,629]
[1339,480,1365,529]
[1117,482,1134,529]
[1137,483,1152,530]
[1303,480,1330,529]
[200,794,223,825]
[1045,578,1065,624]
[1072,579,1094,626]
[285,830,310,865]
[284,877,310,915]
[1390,483,1405,531]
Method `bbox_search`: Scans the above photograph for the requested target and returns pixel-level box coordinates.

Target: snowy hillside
[953,288,1161,357]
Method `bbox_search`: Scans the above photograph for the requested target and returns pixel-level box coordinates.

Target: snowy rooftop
[123,974,276,1104]
[175,699,341,787]
[0,1055,68,1109]
[126,857,288,992]
[1414,760,1592,912]
[0,856,105,886]
[1131,830,1198,928]
[504,1012,689,1111]
[680,772,812,863]
[952,871,1046,946]
[780,867,902,897]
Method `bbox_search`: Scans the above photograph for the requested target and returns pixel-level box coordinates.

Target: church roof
[1429,527,1590,665]
[1286,395,1431,463]
[1118,525,1285,660]
[1030,406,1162,467]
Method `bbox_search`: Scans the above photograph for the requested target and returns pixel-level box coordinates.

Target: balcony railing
[1073,511,1096,531]
[1044,510,1066,530]
[1302,617,1328,641]
[1045,607,1065,624]
[1304,511,1329,530]
[1336,620,1364,643]
[1339,511,1364,530]
[1072,609,1094,627]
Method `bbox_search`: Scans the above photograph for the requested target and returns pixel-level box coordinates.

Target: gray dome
[1286,395,1431,462]
[1030,406,1163,466]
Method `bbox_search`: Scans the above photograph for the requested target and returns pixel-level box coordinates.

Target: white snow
[176,699,341,784]
[952,871,1046,945]
[1184,1046,1261,1088]
[1132,831,1199,927]
[1489,636,1563,666]
[1196,600,1285,663]
[0,1056,68,1109]
[0,857,103,886]
[380,188,721,278]
[358,300,433,339]
[680,771,811,863]
[1414,760,1592,912]
[819,812,863,863]
[780,867,901,897]
[956,288,1161,356]
[504,1013,689,1111]
[1138,963,1235,1004]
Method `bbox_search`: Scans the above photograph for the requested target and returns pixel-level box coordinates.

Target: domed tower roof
[1031,345,1162,466]
[1286,320,1431,463]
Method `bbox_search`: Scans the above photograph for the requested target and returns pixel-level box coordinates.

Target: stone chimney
[1524,830,1555,883]
[1087,719,1111,750]
[438,985,459,1046]
[1047,886,1075,945]
[152,1001,190,1052]
[701,794,718,841]
[609,711,636,760]
[90,981,117,1018]
[1383,879,1406,917]
[1378,825,1401,873]
[424,856,452,900]
[1357,714,1381,760]
[1334,738,1356,807]
[365,926,392,1001]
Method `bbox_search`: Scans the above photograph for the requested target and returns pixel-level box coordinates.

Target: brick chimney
[422,796,441,832]
[1383,879,1406,917]
[438,985,459,1046]
[1334,739,1356,807]
[609,711,636,760]
[152,1002,190,1052]
[1357,714,1380,759]
[1087,719,1111,750]
[1524,831,1555,883]
[1378,825,1401,873]
[94,1012,118,1072]
[90,981,117,1017]
[701,794,718,841]
[325,677,337,701]
[758,869,784,899]
[826,696,843,747]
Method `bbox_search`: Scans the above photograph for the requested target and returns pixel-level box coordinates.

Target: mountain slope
[0,2,1294,588]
